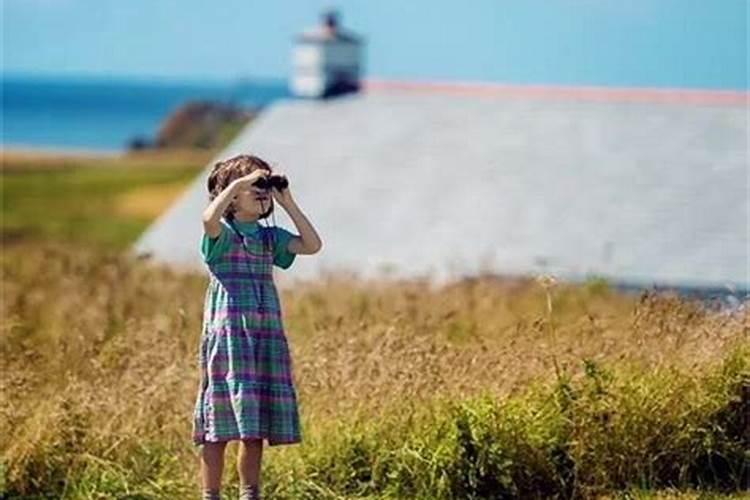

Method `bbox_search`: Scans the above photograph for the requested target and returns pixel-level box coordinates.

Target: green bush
[259,343,748,499]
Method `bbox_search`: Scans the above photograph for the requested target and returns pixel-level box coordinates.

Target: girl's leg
[200,441,228,495]
[238,438,264,496]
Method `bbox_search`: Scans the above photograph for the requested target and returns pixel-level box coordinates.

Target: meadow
[0,151,747,499]
[1,149,212,249]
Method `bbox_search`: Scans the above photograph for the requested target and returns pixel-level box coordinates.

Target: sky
[3,0,748,89]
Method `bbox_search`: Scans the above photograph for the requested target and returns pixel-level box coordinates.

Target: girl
[192,154,322,500]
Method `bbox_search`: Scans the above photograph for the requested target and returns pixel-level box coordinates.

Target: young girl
[192,154,322,500]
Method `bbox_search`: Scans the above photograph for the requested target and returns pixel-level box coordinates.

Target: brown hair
[207,154,274,221]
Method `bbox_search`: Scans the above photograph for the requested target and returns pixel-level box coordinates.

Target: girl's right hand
[232,170,270,191]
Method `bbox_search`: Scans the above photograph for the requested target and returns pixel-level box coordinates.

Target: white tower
[290,10,364,98]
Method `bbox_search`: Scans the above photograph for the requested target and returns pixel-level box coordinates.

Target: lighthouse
[290,10,364,98]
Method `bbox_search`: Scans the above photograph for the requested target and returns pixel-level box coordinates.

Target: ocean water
[1,75,290,152]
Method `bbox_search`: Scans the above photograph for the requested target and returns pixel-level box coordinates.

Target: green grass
[1,153,205,250]
[271,348,748,499]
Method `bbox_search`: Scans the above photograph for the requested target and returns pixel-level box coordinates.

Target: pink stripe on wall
[362,79,748,106]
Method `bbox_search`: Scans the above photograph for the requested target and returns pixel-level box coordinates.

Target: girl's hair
[207,154,274,221]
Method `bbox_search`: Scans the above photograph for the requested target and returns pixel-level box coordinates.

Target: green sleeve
[272,226,297,269]
[200,222,232,264]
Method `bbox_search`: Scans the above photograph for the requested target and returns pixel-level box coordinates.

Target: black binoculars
[253,174,288,191]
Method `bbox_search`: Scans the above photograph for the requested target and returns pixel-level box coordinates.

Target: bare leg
[200,441,228,492]
[238,438,264,492]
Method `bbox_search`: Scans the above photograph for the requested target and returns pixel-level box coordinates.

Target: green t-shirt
[200,219,297,269]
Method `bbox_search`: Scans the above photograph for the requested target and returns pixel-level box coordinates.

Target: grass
[0,151,747,498]
[1,149,211,250]
[0,238,747,499]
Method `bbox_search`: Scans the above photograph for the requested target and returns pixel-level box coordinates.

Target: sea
[1,74,291,152]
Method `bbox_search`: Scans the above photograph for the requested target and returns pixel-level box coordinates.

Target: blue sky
[3,0,747,89]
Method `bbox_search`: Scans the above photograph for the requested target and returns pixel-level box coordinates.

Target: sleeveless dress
[192,217,302,447]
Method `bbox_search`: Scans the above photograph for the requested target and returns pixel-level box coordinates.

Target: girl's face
[231,169,272,219]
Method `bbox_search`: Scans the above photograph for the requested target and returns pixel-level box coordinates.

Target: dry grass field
[0,151,747,499]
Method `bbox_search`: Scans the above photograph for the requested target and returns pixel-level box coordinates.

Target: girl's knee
[240,438,263,448]
[202,440,228,453]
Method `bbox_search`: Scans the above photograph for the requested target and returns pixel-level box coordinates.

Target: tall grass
[0,240,747,499]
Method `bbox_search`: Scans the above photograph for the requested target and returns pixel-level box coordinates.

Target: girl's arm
[202,170,268,237]
[283,200,323,254]
[202,180,241,238]
[273,187,322,255]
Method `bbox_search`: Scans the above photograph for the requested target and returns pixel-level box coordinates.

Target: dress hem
[192,433,302,447]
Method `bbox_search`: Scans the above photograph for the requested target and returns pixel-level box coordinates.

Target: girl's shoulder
[266,225,298,270]
[201,219,236,264]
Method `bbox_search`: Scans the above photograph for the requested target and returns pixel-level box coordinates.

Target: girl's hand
[270,172,294,207]
[231,170,269,191]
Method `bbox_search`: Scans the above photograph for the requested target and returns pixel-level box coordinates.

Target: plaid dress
[192,217,302,447]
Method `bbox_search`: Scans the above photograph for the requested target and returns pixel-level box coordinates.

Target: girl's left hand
[270,172,294,207]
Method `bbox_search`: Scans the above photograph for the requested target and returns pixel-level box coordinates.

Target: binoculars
[253,174,289,191]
